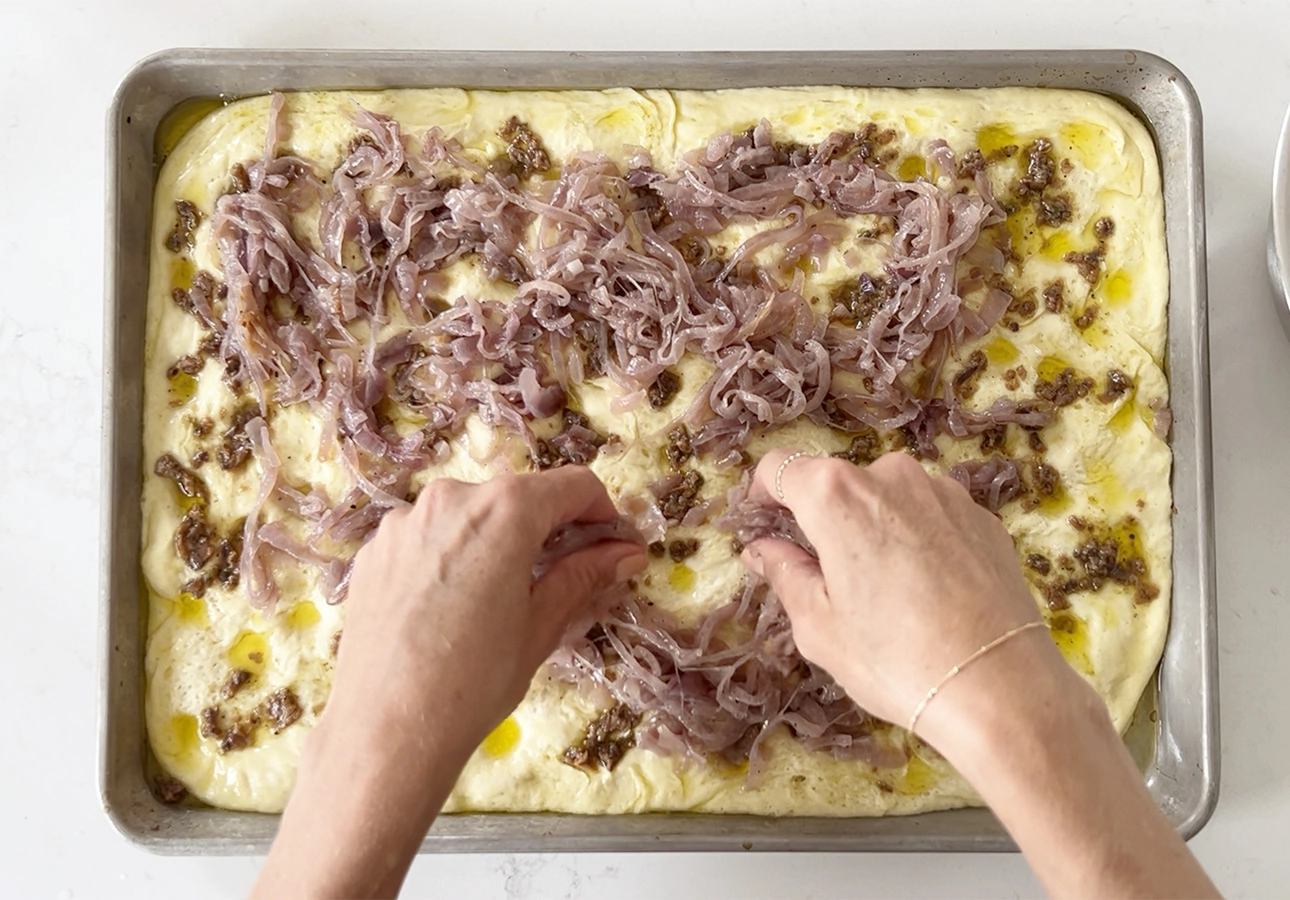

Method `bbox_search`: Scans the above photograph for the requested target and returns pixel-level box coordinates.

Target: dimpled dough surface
[142,87,1169,815]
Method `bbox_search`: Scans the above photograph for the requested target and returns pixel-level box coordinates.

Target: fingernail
[614,552,647,583]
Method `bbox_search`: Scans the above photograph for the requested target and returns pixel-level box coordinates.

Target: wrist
[309,690,476,789]
[286,693,475,849]
[255,710,462,900]
[914,627,1107,785]
[913,633,1217,899]
[320,664,493,772]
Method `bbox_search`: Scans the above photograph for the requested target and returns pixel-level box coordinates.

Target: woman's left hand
[252,466,645,900]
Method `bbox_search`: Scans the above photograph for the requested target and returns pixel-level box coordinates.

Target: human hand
[737,451,1220,900]
[323,466,648,770]
[740,449,1065,739]
[254,467,647,900]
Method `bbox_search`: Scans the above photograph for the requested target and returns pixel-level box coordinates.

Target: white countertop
[3,0,1287,895]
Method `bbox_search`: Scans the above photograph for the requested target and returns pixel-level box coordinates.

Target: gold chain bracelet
[907,620,1047,735]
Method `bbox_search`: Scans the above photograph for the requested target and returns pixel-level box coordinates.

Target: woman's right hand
[741,449,1067,737]
[742,449,1221,900]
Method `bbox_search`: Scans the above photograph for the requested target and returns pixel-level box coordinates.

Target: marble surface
[3,0,1288,895]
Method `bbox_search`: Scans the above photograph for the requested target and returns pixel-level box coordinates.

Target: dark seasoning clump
[658,470,705,523]
[165,200,201,252]
[199,684,305,754]
[532,409,607,470]
[217,404,261,470]
[562,704,639,771]
[665,425,694,468]
[496,116,552,179]
[667,537,700,562]
[1033,516,1160,610]
[831,427,884,465]
[647,369,683,410]
[831,273,891,326]
[951,349,988,399]
[154,775,188,804]
[1034,368,1093,408]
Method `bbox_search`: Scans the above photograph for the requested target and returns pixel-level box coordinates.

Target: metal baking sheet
[1267,102,1290,338]
[100,49,1216,854]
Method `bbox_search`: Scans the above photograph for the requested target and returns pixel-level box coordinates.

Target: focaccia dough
[142,87,1169,816]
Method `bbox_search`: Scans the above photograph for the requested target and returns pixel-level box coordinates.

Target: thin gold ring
[775,451,810,502]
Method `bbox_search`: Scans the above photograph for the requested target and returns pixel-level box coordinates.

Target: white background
[2,0,1287,896]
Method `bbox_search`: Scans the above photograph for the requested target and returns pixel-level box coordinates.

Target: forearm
[251,709,468,899]
[923,638,1219,899]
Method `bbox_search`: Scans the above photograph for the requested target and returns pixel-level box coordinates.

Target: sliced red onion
[200,97,1021,770]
